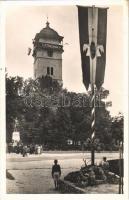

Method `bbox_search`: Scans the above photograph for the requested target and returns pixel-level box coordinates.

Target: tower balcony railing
[32,42,63,57]
[34,42,63,50]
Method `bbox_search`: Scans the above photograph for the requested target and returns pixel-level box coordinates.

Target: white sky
[5,4,125,116]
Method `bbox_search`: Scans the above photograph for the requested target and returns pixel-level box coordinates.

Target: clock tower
[32,21,64,84]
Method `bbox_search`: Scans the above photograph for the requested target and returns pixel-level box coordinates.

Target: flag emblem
[83,43,104,58]
[78,6,108,90]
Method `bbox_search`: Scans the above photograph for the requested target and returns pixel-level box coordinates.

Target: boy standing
[52,160,61,190]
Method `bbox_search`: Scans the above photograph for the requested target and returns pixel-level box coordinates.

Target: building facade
[32,21,64,84]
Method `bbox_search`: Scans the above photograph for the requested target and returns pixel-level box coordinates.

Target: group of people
[7,142,43,156]
[22,144,43,157]
[51,157,110,190]
[87,157,110,185]
[7,142,110,190]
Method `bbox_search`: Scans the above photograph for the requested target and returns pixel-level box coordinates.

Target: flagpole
[90,5,95,166]
[78,5,108,166]
[119,140,124,194]
[91,83,95,165]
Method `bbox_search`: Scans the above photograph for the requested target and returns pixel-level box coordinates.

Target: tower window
[47,67,54,76]
[47,49,53,57]
[51,67,53,75]
[47,67,50,75]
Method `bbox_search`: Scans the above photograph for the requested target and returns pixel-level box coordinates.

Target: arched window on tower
[47,67,53,76]
[51,67,53,75]
[47,67,50,75]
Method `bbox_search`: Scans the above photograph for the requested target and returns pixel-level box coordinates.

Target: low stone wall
[108,159,123,176]
[59,179,85,194]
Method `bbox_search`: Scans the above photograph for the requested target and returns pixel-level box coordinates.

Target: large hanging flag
[78,6,108,90]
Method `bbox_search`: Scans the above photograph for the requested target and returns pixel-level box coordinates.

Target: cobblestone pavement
[6,151,119,194]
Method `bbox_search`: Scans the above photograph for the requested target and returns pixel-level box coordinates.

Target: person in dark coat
[52,160,61,190]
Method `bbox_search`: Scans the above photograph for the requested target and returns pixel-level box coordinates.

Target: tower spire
[46,14,50,27]
[46,21,50,27]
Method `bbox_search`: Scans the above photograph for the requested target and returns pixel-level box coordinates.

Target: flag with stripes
[78,6,108,90]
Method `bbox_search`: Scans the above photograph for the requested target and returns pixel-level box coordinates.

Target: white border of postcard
[0,0,128,200]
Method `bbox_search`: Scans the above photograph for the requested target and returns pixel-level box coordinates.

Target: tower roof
[34,21,64,42]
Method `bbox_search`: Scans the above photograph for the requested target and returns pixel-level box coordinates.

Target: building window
[47,67,54,76]
[51,67,53,75]
[67,139,73,145]
[47,49,53,57]
[47,67,50,75]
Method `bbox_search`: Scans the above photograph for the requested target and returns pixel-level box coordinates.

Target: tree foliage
[6,75,123,150]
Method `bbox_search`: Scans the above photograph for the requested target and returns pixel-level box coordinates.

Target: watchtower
[32,21,64,84]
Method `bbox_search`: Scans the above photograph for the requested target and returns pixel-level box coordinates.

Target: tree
[111,113,124,144]
[6,75,24,142]
[6,75,114,151]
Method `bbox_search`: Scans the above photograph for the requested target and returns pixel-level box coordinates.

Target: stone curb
[59,179,85,194]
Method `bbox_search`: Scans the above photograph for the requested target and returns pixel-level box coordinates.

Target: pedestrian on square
[35,144,38,154]
[37,145,41,154]
[27,145,30,156]
[22,145,27,157]
[52,159,61,190]
[100,157,109,174]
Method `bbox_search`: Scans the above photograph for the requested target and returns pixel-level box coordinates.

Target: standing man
[52,160,61,190]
